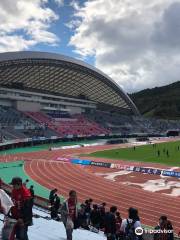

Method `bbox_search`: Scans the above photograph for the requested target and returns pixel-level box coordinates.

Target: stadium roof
[0,51,139,114]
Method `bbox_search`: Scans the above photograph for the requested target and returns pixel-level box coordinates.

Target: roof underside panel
[0,57,136,112]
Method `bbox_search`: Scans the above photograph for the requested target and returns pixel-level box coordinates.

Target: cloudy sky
[0,0,180,93]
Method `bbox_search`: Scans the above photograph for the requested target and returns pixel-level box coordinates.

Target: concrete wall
[68,106,82,114]
[15,100,41,112]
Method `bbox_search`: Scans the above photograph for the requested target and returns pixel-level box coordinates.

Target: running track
[0,144,180,233]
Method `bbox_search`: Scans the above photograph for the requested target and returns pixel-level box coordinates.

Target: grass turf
[88,140,180,167]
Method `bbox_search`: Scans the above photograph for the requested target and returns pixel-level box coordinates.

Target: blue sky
[28,0,94,63]
[0,0,180,93]
[32,1,82,57]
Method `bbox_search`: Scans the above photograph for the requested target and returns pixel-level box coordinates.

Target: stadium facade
[0,51,139,115]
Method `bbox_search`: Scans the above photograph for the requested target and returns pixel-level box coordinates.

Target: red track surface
[0,144,180,233]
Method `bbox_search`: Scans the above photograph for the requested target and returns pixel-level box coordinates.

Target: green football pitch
[88,140,180,167]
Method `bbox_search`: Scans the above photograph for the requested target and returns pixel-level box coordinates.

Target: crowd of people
[49,189,175,240]
[0,179,176,240]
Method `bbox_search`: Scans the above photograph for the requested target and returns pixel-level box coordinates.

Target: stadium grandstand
[0,51,180,145]
[0,51,139,142]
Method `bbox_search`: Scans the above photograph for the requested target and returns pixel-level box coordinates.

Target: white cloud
[0,0,59,52]
[69,0,180,93]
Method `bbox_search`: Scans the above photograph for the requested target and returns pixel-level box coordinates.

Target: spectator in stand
[120,207,141,240]
[49,188,58,205]
[61,190,78,240]
[10,177,33,240]
[104,206,117,240]
[154,215,174,240]
[77,204,89,230]
[115,212,123,240]
[51,194,61,220]
[85,198,93,224]
[90,204,101,229]
[99,202,106,229]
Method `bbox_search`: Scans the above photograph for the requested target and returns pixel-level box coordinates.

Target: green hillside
[130,81,180,119]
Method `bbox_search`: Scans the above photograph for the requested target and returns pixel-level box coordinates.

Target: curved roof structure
[0,51,139,115]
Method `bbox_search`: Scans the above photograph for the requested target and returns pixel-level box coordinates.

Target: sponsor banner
[71,159,92,165]
[50,136,58,140]
[110,165,179,178]
[0,139,17,146]
[82,142,106,147]
[98,134,105,137]
[55,157,71,162]
[14,139,23,143]
[24,138,30,142]
[39,137,47,141]
[60,145,81,149]
[32,137,40,141]
[162,170,180,178]
[27,138,32,141]
[50,147,61,151]
[90,161,111,168]
[149,168,162,175]
[67,135,73,138]
[50,145,81,151]
[110,164,134,171]
[133,166,142,173]
[133,167,162,175]
[0,142,9,146]
[126,166,135,171]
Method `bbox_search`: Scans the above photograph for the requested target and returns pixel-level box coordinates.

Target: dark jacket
[54,196,61,210]
[90,209,101,225]
[77,210,88,228]
[49,191,56,205]
[154,221,174,240]
[104,212,116,234]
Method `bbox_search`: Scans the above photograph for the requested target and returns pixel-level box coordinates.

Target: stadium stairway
[0,208,106,240]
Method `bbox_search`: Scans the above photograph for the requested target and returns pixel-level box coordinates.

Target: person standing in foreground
[104,206,117,240]
[10,177,33,240]
[51,194,61,220]
[0,186,15,240]
[115,211,123,240]
[49,188,58,205]
[154,215,174,240]
[90,204,101,229]
[61,190,78,240]
[120,207,142,240]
